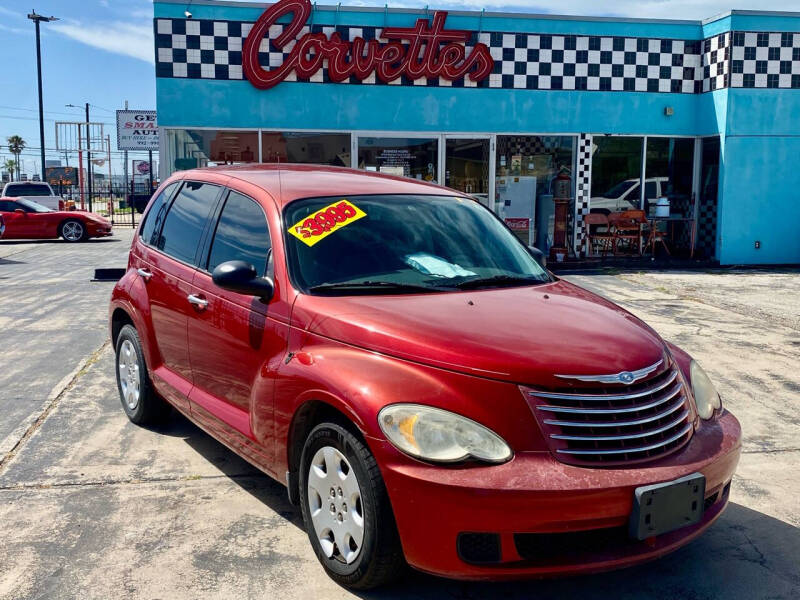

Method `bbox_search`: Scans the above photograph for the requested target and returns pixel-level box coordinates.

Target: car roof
[173,163,463,207]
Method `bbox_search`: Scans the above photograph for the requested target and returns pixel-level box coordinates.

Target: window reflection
[590,137,644,214]
[358,137,438,182]
[261,132,350,166]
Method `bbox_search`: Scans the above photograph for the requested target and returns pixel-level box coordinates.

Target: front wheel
[299,422,404,590]
[60,219,86,242]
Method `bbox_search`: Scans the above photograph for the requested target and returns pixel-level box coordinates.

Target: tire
[114,324,170,425]
[299,422,405,590]
[60,219,87,242]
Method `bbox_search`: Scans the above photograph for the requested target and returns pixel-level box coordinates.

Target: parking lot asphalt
[1,230,798,599]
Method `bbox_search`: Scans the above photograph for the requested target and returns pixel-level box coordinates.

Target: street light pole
[28,10,59,183]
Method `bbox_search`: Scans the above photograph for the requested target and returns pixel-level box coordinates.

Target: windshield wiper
[450,275,545,290]
[308,280,447,295]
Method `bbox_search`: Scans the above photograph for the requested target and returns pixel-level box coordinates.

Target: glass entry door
[444,137,492,208]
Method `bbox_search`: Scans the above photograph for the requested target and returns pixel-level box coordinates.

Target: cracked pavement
[1,230,798,599]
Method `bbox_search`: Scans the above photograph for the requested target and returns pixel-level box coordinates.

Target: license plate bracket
[629,472,706,541]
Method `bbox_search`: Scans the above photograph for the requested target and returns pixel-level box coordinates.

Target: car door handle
[187,294,209,310]
[137,268,153,281]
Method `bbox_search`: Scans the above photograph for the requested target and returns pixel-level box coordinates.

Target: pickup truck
[1,181,65,211]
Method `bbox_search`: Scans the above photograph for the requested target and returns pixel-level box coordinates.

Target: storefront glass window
[697,137,720,259]
[590,137,644,214]
[261,132,350,166]
[445,138,490,205]
[495,136,575,250]
[357,137,438,182]
[164,129,259,174]
[644,137,695,216]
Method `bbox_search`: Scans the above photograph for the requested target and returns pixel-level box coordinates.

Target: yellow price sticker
[288,199,367,247]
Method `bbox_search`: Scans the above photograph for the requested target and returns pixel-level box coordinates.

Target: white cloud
[52,20,153,64]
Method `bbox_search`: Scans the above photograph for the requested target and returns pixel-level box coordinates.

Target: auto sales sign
[116,110,159,151]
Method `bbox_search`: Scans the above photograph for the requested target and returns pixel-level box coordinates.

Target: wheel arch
[285,397,370,505]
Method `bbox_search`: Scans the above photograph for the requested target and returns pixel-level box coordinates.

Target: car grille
[523,361,695,466]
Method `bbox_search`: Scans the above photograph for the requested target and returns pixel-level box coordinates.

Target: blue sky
[2,0,797,176]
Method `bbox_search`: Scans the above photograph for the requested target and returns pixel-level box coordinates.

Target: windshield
[17,198,53,213]
[5,183,52,197]
[283,194,550,295]
[602,180,637,199]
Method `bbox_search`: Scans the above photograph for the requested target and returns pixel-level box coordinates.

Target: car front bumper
[374,409,741,580]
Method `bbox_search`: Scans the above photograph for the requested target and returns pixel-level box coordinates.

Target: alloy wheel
[118,339,141,410]
[307,446,365,564]
[62,221,84,241]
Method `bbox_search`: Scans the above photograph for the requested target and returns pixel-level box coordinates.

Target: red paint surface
[110,164,741,579]
[242,0,493,89]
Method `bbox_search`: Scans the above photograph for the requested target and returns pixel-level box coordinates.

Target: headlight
[378,404,512,464]
[690,360,722,419]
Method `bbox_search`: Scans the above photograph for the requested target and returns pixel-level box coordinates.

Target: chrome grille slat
[536,382,683,414]
[524,362,694,466]
[530,370,678,401]
[543,401,687,428]
[550,412,690,441]
[555,423,693,456]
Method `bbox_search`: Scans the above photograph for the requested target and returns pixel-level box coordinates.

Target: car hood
[291,279,667,387]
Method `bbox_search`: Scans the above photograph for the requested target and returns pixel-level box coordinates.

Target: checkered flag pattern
[730,31,800,89]
[702,33,730,92]
[696,196,718,259]
[574,134,593,256]
[154,17,800,92]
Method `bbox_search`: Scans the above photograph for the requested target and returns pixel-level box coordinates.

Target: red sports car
[0,197,112,242]
[109,165,740,589]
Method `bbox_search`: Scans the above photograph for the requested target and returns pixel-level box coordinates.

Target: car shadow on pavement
[155,408,800,598]
[160,409,305,528]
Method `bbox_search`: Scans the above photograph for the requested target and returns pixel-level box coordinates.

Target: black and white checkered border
[574,133,592,256]
[702,32,729,92]
[696,196,718,259]
[730,31,800,89]
[155,18,769,93]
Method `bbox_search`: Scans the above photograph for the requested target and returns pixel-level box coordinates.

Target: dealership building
[153,0,800,265]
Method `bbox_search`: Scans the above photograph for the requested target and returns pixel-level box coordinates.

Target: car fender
[109,272,162,376]
[272,329,547,474]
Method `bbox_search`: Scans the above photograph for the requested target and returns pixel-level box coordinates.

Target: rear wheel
[114,324,170,424]
[60,219,86,242]
[299,422,404,589]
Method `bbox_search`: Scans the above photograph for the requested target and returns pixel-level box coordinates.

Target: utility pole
[123,100,129,224]
[85,102,93,212]
[28,10,59,183]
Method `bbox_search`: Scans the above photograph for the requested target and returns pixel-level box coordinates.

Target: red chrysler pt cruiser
[109,165,740,589]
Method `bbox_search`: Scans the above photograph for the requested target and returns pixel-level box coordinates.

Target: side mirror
[14,208,26,214]
[211,260,274,301]
[527,245,547,268]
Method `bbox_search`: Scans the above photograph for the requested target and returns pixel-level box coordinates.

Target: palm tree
[3,158,15,182]
[7,135,26,180]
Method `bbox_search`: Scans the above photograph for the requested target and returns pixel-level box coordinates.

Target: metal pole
[77,127,85,210]
[86,102,93,212]
[148,150,154,196]
[33,19,47,183]
[124,100,130,227]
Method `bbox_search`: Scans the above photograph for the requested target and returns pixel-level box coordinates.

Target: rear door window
[140,183,179,246]
[156,181,221,265]
[206,191,271,277]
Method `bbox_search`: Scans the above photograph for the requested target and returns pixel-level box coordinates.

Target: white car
[591,177,668,214]
[1,181,64,211]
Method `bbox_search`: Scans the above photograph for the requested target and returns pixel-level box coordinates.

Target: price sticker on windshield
[288,199,367,247]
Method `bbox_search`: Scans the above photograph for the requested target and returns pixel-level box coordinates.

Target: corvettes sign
[243,0,495,90]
